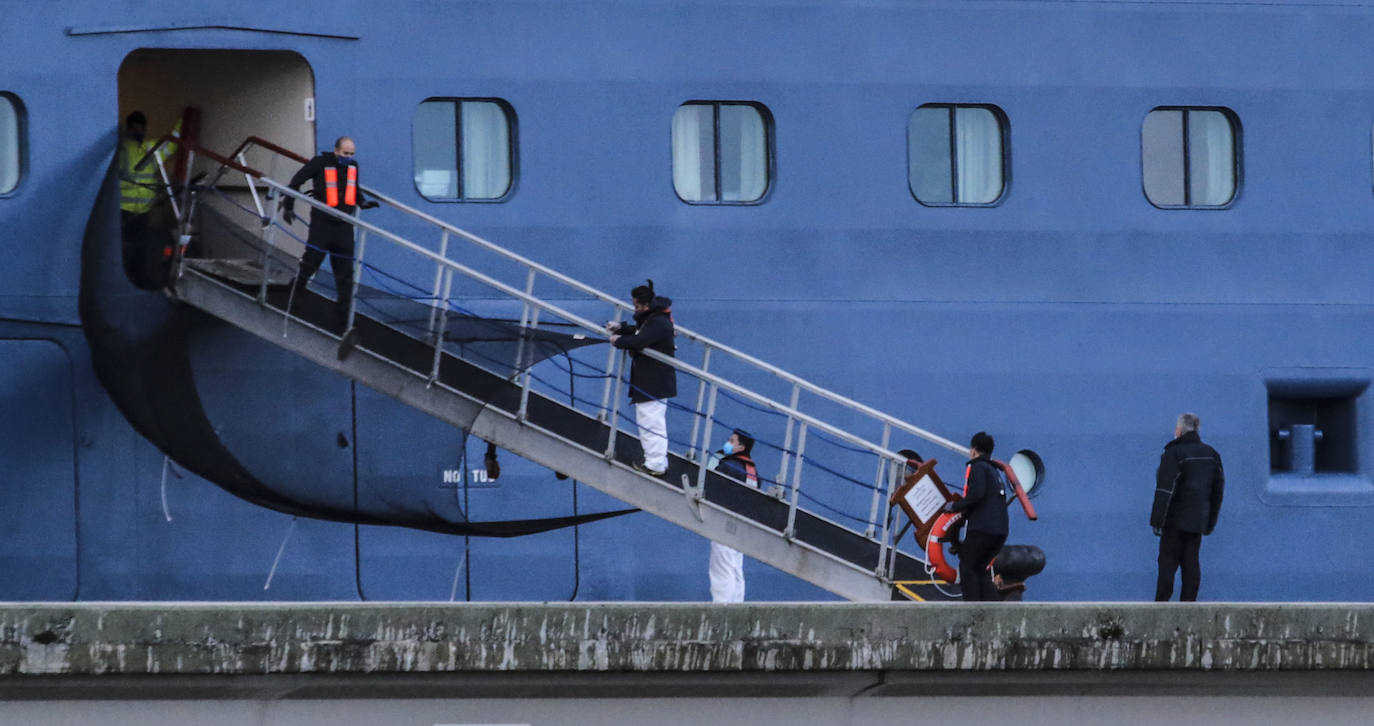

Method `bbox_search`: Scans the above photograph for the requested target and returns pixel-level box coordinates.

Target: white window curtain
[672,104,715,202]
[720,104,766,202]
[0,97,18,194]
[1188,110,1235,206]
[954,107,1002,204]
[461,101,511,199]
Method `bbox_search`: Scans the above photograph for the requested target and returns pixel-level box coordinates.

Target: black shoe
[337,329,360,361]
[632,460,666,478]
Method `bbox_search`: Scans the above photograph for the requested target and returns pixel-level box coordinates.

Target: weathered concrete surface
[1,602,1371,680]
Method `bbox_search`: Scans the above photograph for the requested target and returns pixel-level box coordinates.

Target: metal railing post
[597,308,623,421]
[884,461,905,581]
[604,350,626,460]
[511,268,537,381]
[686,346,712,459]
[256,188,280,303]
[152,152,181,221]
[783,423,808,540]
[873,457,896,577]
[865,423,892,537]
[346,228,367,333]
[426,231,451,342]
[428,269,455,385]
[694,384,719,491]
[774,384,801,493]
[237,151,265,218]
[516,305,542,421]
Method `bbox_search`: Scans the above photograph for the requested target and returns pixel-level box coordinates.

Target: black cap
[125,111,147,128]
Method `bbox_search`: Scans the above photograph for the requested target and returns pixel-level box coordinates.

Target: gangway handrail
[246,174,922,466]
[208,135,963,458]
[212,137,962,456]
[363,181,963,456]
[194,136,971,462]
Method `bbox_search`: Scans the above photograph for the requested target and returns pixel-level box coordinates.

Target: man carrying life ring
[939,431,1009,602]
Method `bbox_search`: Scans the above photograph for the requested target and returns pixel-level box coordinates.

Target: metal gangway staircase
[146,134,985,602]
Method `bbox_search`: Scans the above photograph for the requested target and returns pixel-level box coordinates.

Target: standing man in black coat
[607,280,676,476]
[944,431,1009,602]
[1152,412,1225,601]
[283,136,379,344]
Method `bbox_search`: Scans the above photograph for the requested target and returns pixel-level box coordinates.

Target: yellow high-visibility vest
[118,130,178,215]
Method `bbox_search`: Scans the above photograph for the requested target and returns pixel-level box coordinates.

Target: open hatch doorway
[118,48,316,263]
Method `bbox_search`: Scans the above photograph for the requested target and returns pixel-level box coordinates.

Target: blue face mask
[720,441,734,455]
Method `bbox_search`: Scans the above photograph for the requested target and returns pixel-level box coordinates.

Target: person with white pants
[607,280,677,476]
[709,429,759,602]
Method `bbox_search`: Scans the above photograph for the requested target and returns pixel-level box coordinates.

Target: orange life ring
[925,510,963,583]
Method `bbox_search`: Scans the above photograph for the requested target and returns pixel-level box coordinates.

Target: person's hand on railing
[280,200,295,225]
[360,199,380,210]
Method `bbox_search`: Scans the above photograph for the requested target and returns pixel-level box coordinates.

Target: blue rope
[717,386,788,419]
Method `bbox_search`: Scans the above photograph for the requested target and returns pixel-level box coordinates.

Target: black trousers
[296,218,356,331]
[959,530,1007,602]
[1156,528,1203,601]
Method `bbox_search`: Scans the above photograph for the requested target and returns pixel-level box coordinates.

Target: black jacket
[949,456,1009,536]
[1151,431,1225,534]
[285,152,369,223]
[611,296,676,403]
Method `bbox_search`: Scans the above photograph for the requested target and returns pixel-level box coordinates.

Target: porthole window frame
[1140,105,1242,210]
[0,92,27,197]
[671,100,775,206]
[410,96,518,203]
[906,102,1011,208]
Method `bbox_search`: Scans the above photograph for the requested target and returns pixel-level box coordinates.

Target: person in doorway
[606,280,676,477]
[942,431,1008,602]
[709,428,759,603]
[118,111,180,233]
[118,110,182,288]
[283,136,380,355]
[1151,412,1225,602]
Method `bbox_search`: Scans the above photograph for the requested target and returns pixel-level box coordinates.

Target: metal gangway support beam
[149,134,980,602]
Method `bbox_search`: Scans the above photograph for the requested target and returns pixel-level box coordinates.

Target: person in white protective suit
[709,429,758,603]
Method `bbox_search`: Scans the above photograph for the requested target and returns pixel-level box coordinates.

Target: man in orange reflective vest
[283,136,379,340]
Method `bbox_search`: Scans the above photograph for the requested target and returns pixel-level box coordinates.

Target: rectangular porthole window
[412,98,514,201]
[1142,107,1239,208]
[672,101,771,204]
[908,104,1007,206]
[0,93,23,195]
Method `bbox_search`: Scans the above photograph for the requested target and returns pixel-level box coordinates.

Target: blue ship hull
[3,1,1373,602]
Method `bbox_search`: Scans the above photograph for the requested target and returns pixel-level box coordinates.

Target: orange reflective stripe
[344,165,357,207]
[324,166,339,207]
